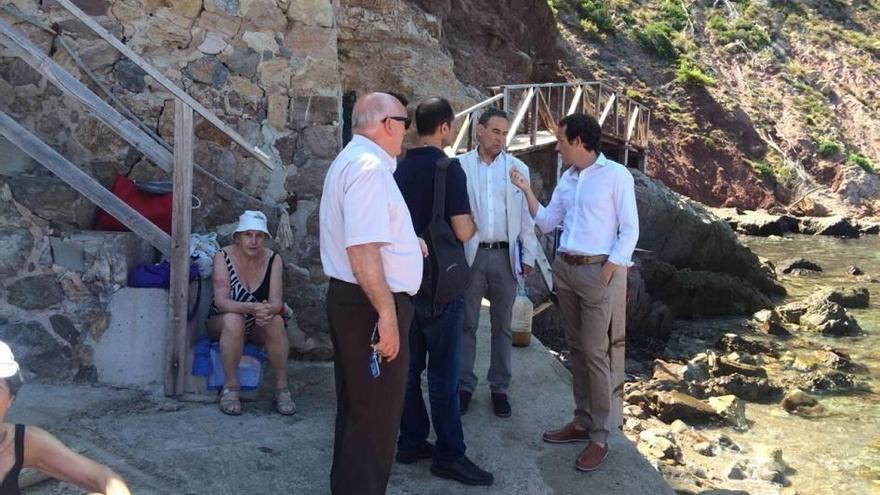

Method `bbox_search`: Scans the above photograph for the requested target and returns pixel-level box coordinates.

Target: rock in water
[781,389,824,417]
[777,257,823,275]
[708,395,748,429]
[651,391,719,424]
[808,286,870,309]
[799,300,863,336]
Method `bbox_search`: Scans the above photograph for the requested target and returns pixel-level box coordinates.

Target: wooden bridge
[448,82,651,171]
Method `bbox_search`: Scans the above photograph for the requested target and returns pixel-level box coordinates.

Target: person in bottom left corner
[0,341,132,495]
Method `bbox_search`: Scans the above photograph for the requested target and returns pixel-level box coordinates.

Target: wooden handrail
[0,20,173,173]
[455,94,503,119]
[506,88,535,148]
[567,85,583,116]
[54,0,276,170]
[598,92,616,126]
[0,111,172,255]
[626,106,640,142]
[449,112,471,156]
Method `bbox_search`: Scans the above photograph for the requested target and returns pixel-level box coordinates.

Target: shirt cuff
[607,253,633,267]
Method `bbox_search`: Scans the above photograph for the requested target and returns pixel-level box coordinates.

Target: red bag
[94,174,173,234]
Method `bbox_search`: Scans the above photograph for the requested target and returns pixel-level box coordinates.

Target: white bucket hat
[0,342,20,379]
[234,210,271,237]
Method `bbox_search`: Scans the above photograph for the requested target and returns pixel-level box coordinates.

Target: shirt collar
[351,134,396,172]
[565,152,608,178]
[476,146,504,167]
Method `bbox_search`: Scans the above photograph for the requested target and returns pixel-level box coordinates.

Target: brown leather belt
[559,253,608,266]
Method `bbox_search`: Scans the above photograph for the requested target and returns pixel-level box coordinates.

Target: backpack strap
[432,157,452,221]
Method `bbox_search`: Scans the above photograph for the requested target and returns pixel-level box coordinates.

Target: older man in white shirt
[511,113,639,472]
[457,108,538,419]
[319,92,426,495]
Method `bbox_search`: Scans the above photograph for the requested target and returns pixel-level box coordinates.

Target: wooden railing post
[165,100,194,397]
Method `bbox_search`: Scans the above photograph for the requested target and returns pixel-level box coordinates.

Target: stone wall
[0,0,343,376]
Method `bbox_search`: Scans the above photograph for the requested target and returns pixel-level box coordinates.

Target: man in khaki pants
[510,113,638,472]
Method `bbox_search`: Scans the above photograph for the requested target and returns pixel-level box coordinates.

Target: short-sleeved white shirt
[319,135,423,295]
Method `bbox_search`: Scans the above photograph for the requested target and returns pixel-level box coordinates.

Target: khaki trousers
[553,258,622,444]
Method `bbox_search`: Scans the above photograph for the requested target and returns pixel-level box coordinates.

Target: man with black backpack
[393,97,494,486]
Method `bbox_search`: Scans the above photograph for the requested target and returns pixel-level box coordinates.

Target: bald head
[352,93,405,132]
[351,92,409,157]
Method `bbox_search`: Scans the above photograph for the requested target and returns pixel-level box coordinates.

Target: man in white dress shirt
[319,92,425,494]
[510,113,639,472]
[457,108,539,418]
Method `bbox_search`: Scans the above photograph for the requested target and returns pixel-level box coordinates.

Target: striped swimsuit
[207,250,277,333]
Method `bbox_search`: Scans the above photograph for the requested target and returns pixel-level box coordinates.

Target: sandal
[219,387,242,416]
[275,389,297,416]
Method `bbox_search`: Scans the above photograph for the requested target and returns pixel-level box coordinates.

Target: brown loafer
[575,442,609,472]
[542,421,590,443]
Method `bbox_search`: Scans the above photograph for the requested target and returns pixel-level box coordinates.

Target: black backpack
[419,157,471,309]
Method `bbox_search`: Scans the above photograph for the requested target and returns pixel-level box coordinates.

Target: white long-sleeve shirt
[534,153,639,266]
[473,149,509,242]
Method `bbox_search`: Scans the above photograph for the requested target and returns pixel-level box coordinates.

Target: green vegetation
[749,160,776,183]
[675,59,716,86]
[847,152,876,173]
[708,15,771,51]
[660,0,689,31]
[817,139,842,157]
[634,21,679,60]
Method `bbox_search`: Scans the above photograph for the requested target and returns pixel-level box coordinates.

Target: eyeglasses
[383,116,412,130]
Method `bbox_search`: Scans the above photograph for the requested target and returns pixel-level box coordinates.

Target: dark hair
[3,372,23,398]
[478,108,509,126]
[387,91,409,108]
[415,97,455,136]
[558,113,602,152]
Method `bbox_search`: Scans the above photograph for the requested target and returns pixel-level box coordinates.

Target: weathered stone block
[287,0,334,27]
[258,58,294,89]
[267,93,289,130]
[0,227,34,277]
[183,56,230,88]
[114,59,148,93]
[290,95,339,125]
[49,314,80,345]
[77,43,120,70]
[289,58,338,96]
[8,274,64,309]
[0,318,71,378]
[197,11,242,37]
[205,0,240,15]
[0,137,38,176]
[241,0,288,32]
[284,25,337,59]
[242,31,280,54]
[198,32,229,55]
[301,125,339,159]
[221,46,261,79]
[8,176,94,227]
[0,58,42,87]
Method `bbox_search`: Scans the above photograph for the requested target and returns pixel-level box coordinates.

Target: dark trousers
[327,279,414,495]
[398,294,466,466]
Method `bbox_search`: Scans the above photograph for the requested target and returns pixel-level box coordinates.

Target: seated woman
[206,210,295,416]
[0,342,132,495]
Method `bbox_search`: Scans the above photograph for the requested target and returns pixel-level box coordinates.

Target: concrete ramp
[10,310,671,494]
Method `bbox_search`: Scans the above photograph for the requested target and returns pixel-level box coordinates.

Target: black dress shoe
[492,393,511,418]
[430,456,494,486]
[459,390,472,415]
[395,441,434,464]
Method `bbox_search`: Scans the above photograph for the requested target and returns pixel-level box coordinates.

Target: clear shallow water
[736,235,880,495]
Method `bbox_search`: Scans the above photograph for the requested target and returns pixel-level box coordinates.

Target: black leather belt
[478,242,509,249]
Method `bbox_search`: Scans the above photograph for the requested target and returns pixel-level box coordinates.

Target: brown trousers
[327,279,414,495]
[553,258,625,444]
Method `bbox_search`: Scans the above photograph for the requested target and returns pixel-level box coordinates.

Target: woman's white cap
[0,342,19,379]
[233,210,271,237]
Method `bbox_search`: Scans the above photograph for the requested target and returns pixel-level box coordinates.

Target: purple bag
[129,260,199,288]
[129,260,201,320]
